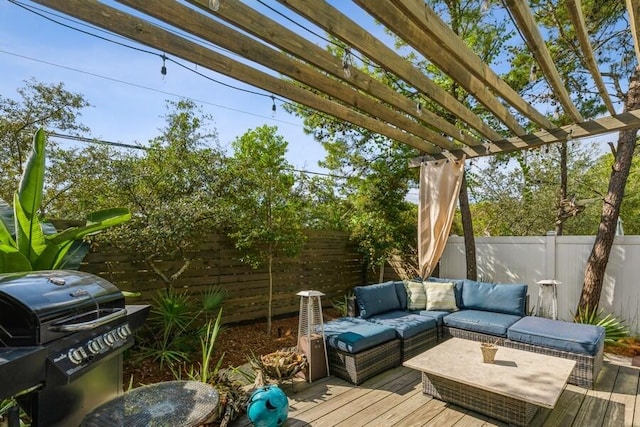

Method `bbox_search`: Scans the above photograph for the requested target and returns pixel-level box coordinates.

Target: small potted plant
[480,341,499,363]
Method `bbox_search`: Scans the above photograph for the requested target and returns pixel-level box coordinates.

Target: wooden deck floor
[231,359,640,426]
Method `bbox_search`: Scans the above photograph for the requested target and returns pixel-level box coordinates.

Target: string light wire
[7,0,288,107]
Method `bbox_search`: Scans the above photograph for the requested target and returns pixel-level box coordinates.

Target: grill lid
[0,270,125,346]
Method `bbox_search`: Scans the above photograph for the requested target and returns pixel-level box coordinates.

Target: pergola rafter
[504,0,584,123]
[627,0,640,68]
[566,0,616,115]
[25,0,640,161]
[186,0,483,149]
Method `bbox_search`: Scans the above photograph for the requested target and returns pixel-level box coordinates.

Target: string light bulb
[416,101,422,115]
[209,0,220,11]
[529,64,537,83]
[342,48,352,78]
[160,54,167,78]
[271,95,276,117]
[481,0,490,14]
[566,129,573,142]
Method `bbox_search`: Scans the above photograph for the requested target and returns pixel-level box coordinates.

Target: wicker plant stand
[327,339,401,385]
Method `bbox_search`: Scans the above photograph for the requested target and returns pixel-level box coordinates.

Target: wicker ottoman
[324,317,400,385]
[327,338,401,385]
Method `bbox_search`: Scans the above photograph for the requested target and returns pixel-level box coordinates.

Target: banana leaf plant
[0,128,131,273]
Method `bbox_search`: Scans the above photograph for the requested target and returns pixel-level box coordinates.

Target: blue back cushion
[427,277,464,308]
[393,281,408,310]
[354,281,401,319]
[462,279,527,316]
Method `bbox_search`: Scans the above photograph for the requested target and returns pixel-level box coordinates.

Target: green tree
[227,125,306,334]
[347,152,417,281]
[574,151,640,236]
[295,173,349,231]
[285,96,420,279]
[465,142,599,236]
[512,0,635,313]
[0,78,90,204]
[104,99,231,287]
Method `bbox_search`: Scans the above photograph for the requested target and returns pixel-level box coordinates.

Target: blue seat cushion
[444,310,521,337]
[368,310,437,339]
[427,277,464,308]
[507,316,605,356]
[417,309,450,326]
[323,317,396,354]
[354,281,401,319]
[462,280,527,316]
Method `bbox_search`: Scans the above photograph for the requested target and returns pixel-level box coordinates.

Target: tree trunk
[555,142,568,236]
[459,169,477,280]
[378,260,385,283]
[267,253,273,335]
[578,67,640,314]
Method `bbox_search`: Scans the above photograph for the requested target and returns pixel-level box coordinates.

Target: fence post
[544,231,557,280]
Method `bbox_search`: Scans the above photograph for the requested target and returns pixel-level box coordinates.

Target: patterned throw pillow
[424,282,458,311]
[404,280,427,310]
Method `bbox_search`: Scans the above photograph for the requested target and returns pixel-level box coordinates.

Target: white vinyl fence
[439,233,640,333]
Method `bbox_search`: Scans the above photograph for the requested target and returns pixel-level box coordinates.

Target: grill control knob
[68,348,84,365]
[116,325,130,339]
[103,331,116,345]
[87,340,103,354]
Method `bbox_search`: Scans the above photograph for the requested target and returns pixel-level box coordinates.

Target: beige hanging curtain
[418,157,466,279]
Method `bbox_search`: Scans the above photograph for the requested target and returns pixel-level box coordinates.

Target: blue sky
[0,0,336,173]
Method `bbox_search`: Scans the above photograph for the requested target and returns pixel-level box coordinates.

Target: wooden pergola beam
[117,0,466,152]
[186,0,482,149]
[410,109,640,164]
[31,0,445,157]
[504,0,584,123]
[626,0,640,67]
[355,0,527,136]
[566,0,616,115]
[277,0,505,143]
[388,0,554,130]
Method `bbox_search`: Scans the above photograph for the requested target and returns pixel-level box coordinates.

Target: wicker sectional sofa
[324,278,605,388]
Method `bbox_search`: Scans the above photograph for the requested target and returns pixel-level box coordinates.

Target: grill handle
[49,308,127,332]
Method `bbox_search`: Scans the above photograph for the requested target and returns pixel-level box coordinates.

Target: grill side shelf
[0,347,47,400]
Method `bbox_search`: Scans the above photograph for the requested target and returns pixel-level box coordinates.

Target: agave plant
[0,128,131,273]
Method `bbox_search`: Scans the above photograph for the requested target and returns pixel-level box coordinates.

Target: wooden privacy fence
[77,229,364,324]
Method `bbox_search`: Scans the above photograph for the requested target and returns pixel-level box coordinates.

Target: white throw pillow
[424,282,458,311]
[404,280,427,310]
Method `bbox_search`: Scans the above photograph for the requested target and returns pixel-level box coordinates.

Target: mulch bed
[124,309,341,387]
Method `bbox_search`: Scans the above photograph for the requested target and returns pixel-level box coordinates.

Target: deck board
[603,366,639,427]
[538,384,588,426]
[573,363,619,426]
[230,360,640,427]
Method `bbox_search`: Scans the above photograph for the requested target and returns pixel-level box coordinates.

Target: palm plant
[138,285,226,368]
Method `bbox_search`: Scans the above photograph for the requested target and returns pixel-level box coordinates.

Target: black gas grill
[0,270,149,427]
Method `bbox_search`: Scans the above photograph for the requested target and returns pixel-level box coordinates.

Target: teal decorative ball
[247,385,289,427]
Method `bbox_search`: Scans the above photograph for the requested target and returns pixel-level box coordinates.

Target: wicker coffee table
[403,338,575,426]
